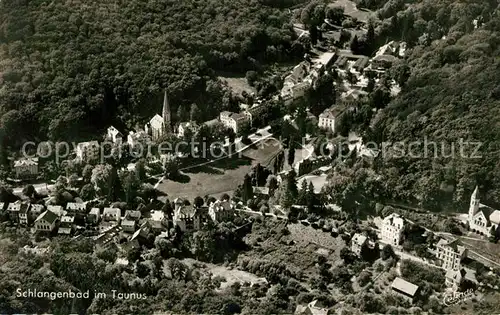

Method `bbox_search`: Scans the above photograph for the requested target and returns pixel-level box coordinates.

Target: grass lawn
[156,138,282,201]
[329,0,375,23]
[218,75,256,96]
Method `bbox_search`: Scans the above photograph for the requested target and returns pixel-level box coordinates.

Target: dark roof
[36,210,58,224]
[19,203,30,214]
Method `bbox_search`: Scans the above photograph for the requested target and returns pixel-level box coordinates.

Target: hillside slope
[369,4,500,208]
[0,0,299,142]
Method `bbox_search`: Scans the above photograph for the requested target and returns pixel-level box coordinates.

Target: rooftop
[14,157,39,167]
[36,210,58,224]
[391,277,418,297]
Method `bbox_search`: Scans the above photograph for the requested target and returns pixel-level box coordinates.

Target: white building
[381,213,405,246]
[18,203,30,225]
[208,200,234,222]
[58,215,75,235]
[174,204,201,232]
[127,130,150,148]
[102,207,121,223]
[318,107,340,132]
[87,208,101,224]
[351,233,367,257]
[145,90,172,141]
[76,141,100,162]
[177,121,199,138]
[66,202,86,212]
[107,126,123,144]
[34,210,58,232]
[146,114,165,141]
[445,267,477,289]
[121,219,137,233]
[391,277,418,303]
[467,186,500,235]
[14,157,39,179]
[436,238,467,271]
[219,111,251,134]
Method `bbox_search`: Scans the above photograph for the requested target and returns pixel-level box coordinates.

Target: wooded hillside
[0,0,300,143]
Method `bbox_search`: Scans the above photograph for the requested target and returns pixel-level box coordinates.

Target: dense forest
[0,0,304,144]
[345,0,500,209]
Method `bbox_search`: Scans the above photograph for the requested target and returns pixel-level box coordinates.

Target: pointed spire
[162,89,171,133]
[472,186,479,199]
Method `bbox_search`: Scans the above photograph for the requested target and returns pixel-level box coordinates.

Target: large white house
[34,210,58,232]
[107,126,123,144]
[208,200,234,222]
[318,107,340,132]
[14,157,39,179]
[351,233,367,257]
[220,111,251,134]
[381,213,405,246]
[177,121,199,138]
[467,186,500,235]
[436,238,467,271]
[76,141,100,162]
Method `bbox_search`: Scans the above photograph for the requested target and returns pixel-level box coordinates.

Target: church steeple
[162,89,171,133]
[469,186,480,220]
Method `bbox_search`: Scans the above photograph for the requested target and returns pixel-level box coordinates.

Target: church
[145,90,172,141]
[467,186,500,235]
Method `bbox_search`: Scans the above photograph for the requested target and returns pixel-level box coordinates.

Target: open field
[156,139,282,201]
[329,0,375,23]
[218,76,256,96]
[181,258,267,290]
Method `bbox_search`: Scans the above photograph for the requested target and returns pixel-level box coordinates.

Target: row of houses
[3,197,237,240]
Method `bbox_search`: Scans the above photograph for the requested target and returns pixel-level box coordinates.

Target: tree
[340,247,356,264]
[365,20,375,54]
[80,184,95,201]
[297,179,308,205]
[287,141,296,167]
[381,244,395,260]
[22,185,36,198]
[242,174,254,203]
[82,165,93,183]
[194,196,204,208]
[91,164,113,196]
[326,6,344,25]
[189,103,201,122]
[350,35,360,54]
[135,159,147,181]
[266,175,278,193]
[309,25,318,46]
[68,173,79,187]
[245,70,258,87]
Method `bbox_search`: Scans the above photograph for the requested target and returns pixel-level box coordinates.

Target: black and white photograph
[0,0,499,314]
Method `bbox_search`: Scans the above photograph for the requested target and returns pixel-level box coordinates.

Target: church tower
[469,186,480,220]
[162,89,172,133]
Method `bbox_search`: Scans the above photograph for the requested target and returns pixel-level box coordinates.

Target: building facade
[34,210,58,232]
[76,141,100,162]
[351,233,367,257]
[436,238,467,271]
[467,186,500,235]
[220,111,251,134]
[14,157,39,179]
[107,126,123,144]
[381,213,405,246]
[208,200,234,222]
